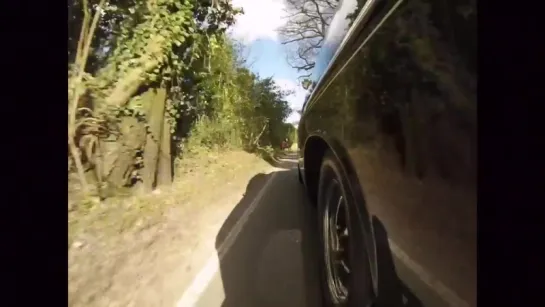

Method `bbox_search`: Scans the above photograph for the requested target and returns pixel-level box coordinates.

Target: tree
[68,0,298,200]
[278,0,340,78]
[68,0,242,197]
[68,0,300,200]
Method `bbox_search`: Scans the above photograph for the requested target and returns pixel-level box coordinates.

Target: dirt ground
[68,150,277,307]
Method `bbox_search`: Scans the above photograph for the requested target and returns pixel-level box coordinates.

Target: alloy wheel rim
[323,179,351,304]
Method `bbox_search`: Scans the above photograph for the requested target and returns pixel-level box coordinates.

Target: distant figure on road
[281,139,289,151]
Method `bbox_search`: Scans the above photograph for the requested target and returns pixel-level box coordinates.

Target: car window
[304,0,392,111]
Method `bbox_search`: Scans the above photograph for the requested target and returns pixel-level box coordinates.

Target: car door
[302,0,476,305]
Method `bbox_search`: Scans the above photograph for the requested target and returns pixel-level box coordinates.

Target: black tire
[298,165,303,184]
[316,150,374,307]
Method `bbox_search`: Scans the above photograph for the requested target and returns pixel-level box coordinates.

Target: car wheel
[317,151,374,307]
[298,165,303,184]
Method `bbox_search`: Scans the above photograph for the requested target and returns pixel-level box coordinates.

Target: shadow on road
[260,150,299,169]
[215,169,321,307]
[213,167,423,307]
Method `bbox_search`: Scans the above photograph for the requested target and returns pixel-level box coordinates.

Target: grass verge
[68,149,275,306]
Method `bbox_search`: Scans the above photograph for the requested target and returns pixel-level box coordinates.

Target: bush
[186,115,241,152]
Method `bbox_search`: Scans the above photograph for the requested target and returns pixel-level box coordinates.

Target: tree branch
[277,0,339,75]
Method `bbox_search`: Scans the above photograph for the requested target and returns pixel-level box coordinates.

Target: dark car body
[297,0,476,306]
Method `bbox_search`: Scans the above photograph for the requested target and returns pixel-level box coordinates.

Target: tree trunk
[399,90,428,180]
[139,88,167,193]
[411,89,428,179]
[104,116,147,192]
[156,112,172,187]
[101,94,150,195]
[399,103,417,177]
[102,34,166,109]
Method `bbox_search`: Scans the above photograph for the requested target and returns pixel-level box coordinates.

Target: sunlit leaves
[69,0,293,164]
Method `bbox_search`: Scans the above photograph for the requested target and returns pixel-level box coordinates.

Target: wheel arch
[302,133,359,209]
[303,132,379,294]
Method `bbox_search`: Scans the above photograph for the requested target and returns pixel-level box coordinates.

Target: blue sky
[244,39,299,81]
[228,0,308,125]
[244,39,307,124]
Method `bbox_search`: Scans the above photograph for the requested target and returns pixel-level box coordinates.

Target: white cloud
[274,78,308,123]
[229,0,287,44]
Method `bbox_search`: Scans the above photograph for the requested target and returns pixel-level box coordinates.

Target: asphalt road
[176,153,468,307]
[177,154,321,307]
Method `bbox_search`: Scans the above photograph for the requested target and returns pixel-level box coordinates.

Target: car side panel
[301,0,476,305]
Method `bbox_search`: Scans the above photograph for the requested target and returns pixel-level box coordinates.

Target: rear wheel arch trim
[303,133,379,294]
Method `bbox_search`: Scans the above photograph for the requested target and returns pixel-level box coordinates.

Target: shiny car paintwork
[298,0,476,306]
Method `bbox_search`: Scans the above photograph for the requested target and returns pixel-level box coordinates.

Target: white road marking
[388,239,470,307]
[176,171,279,307]
[175,254,220,307]
[217,171,279,258]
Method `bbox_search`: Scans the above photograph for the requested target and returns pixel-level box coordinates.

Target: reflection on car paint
[299,0,476,305]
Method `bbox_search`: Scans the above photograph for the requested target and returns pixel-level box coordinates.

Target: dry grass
[69,150,268,244]
[68,149,274,307]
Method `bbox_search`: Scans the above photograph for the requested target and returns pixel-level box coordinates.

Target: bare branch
[68,0,107,195]
[278,0,340,76]
[281,34,322,45]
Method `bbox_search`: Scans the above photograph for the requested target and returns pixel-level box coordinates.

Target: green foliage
[186,115,241,151]
[68,0,295,194]
[179,34,292,153]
